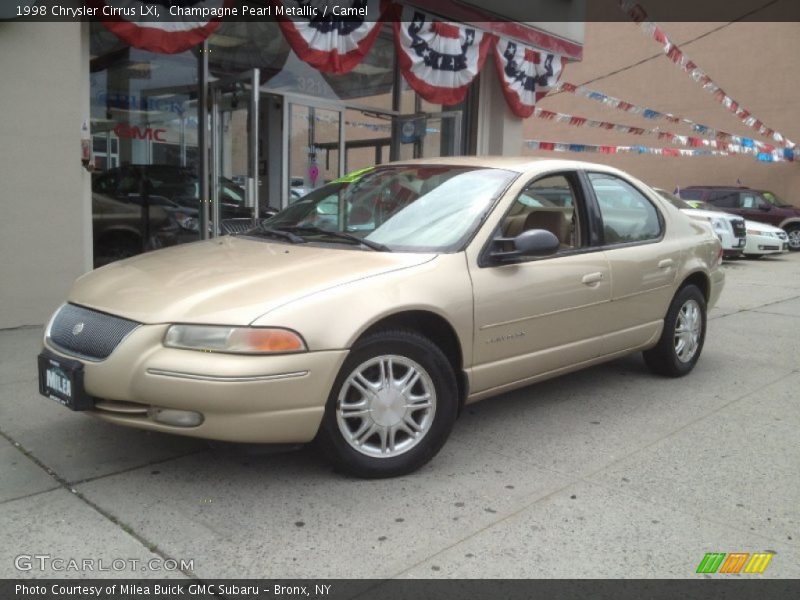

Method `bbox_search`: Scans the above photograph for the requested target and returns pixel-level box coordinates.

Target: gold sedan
[38,158,724,478]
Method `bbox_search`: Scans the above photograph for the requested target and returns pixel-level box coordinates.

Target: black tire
[643,284,707,377]
[316,329,458,478]
[785,224,800,252]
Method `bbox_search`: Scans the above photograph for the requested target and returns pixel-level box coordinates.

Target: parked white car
[654,189,746,258]
[743,220,790,257]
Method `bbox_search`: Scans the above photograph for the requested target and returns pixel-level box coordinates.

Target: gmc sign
[114,124,167,142]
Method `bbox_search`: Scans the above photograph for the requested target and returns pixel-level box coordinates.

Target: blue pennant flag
[642,109,661,119]
[588,92,606,101]
[757,152,774,162]
[784,148,795,161]
[741,138,755,148]
[569,144,586,152]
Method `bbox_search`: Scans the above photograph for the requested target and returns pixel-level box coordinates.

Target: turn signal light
[164,325,306,354]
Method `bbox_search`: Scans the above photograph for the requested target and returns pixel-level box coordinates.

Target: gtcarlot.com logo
[696,552,774,574]
[14,554,194,573]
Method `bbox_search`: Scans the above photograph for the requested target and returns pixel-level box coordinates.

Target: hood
[744,220,785,233]
[69,236,435,325]
[680,208,741,222]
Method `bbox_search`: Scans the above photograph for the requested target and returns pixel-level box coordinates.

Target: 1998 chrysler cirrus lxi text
[38,158,724,478]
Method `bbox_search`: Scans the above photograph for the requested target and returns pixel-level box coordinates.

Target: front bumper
[744,234,788,255]
[716,231,745,258]
[42,324,348,443]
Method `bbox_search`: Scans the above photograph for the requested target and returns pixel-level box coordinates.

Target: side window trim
[584,171,666,248]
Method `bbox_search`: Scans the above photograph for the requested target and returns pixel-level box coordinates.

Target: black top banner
[4,0,800,23]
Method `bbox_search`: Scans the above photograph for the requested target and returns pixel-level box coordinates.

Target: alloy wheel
[787,228,800,250]
[335,355,436,459]
[674,299,702,363]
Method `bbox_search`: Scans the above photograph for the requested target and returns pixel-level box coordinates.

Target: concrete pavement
[1,254,798,579]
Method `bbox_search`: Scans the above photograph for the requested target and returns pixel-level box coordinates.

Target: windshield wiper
[246,225,306,244]
[283,226,391,252]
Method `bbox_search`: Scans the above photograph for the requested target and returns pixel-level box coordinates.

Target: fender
[778,217,800,230]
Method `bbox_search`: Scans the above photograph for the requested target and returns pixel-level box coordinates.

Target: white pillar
[475,61,523,156]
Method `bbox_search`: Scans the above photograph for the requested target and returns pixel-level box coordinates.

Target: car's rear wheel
[316,330,458,478]
[785,224,800,251]
[643,284,706,377]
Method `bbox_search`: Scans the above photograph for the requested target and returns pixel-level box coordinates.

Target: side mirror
[758,203,771,211]
[490,229,560,262]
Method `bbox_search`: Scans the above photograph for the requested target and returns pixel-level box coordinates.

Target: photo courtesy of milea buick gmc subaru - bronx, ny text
[38,158,724,478]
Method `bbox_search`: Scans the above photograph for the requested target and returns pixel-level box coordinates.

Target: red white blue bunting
[493,37,567,118]
[91,1,231,54]
[276,0,388,74]
[393,5,493,105]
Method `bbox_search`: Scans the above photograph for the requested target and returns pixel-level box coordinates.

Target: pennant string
[552,82,791,159]
[524,139,780,162]
[618,0,796,151]
[530,108,788,162]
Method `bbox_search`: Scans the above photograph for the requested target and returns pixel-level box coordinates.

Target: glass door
[421,111,463,158]
[209,69,260,236]
[284,100,344,206]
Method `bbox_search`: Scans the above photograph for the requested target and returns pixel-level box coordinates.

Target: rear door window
[588,173,662,244]
[707,191,740,208]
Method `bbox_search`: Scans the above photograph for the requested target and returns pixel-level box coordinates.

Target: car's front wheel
[785,224,800,251]
[643,284,707,377]
[316,330,458,478]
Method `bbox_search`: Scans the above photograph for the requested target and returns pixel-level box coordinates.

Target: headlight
[746,229,771,237]
[177,215,200,232]
[709,217,728,232]
[164,325,306,354]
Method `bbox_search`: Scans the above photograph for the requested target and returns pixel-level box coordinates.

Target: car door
[585,172,682,353]
[739,191,781,227]
[468,171,612,395]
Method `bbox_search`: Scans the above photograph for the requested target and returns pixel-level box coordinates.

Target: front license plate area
[37,352,93,411]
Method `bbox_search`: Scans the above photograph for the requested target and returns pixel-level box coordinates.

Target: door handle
[658,258,674,269]
[581,272,604,285]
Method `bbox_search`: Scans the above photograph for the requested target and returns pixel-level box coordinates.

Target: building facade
[0,7,584,328]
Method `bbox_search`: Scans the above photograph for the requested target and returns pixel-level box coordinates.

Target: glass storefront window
[90,22,201,267]
[89,20,473,265]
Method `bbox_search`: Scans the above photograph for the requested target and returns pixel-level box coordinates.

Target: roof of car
[683,185,751,190]
[389,156,628,175]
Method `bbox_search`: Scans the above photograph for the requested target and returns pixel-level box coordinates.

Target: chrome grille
[221,219,257,235]
[731,219,746,239]
[47,304,140,361]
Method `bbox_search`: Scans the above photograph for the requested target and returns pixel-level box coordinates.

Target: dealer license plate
[37,352,93,411]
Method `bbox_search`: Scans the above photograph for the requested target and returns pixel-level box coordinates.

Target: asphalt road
[1,253,798,579]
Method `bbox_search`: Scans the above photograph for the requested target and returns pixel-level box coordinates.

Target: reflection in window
[589,173,662,244]
[501,175,580,250]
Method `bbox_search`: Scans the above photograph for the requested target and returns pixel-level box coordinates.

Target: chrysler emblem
[72,322,85,336]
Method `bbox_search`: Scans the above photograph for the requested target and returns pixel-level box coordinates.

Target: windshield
[761,191,791,207]
[656,190,722,212]
[265,166,516,252]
